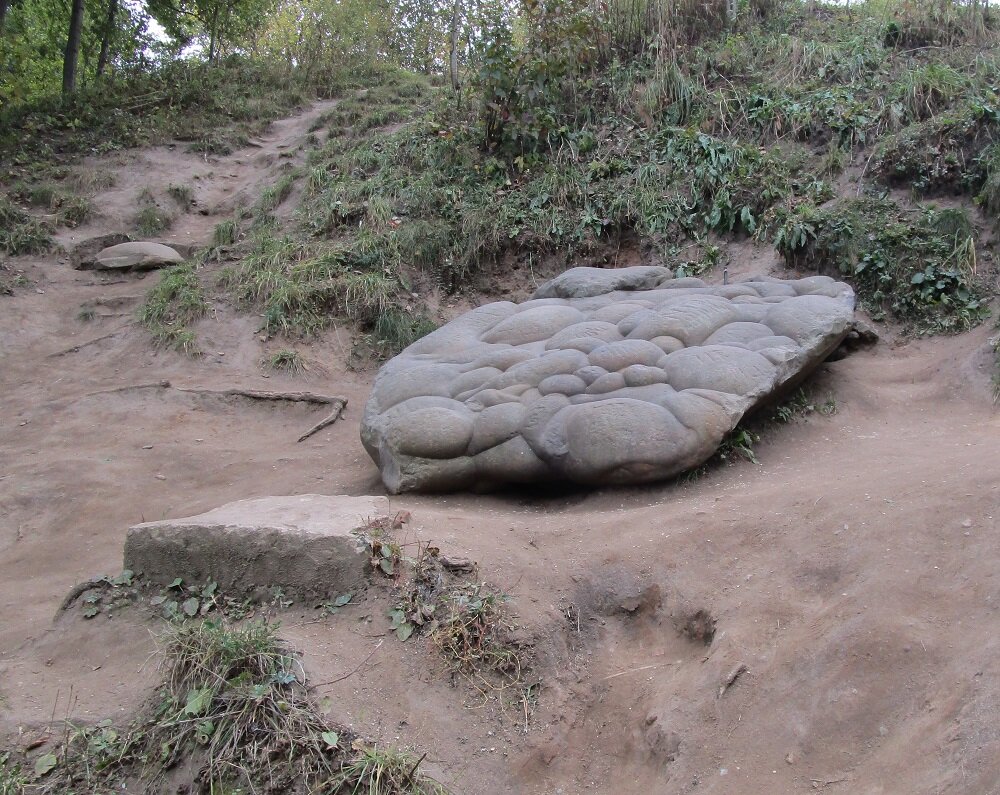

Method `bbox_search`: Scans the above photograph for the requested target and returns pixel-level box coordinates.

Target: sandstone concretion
[362,267,854,493]
[88,241,184,270]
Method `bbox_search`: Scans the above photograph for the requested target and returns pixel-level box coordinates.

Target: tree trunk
[62,0,86,96]
[449,0,461,102]
[208,1,220,63]
[96,0,118,78]
[0,0,10,34]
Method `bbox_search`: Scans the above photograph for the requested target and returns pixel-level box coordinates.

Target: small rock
[440,555,475,573]
[155,474,167,480]
[961,518,973,528]
[142,444,153,450]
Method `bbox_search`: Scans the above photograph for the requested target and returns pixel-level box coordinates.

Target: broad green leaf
[184,687,213,716]
[395,622,414,641]
[182,597,200,617]
[34,752,58,776]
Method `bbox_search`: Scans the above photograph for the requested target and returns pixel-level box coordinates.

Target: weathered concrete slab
[124,494,387,597]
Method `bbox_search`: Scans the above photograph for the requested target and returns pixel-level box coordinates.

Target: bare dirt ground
[2,103,999,794]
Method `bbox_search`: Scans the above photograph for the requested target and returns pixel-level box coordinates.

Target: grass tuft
[326,744,449,794]
[134,203,173,237]
[139,263,207,354]
[0,196,54,255]
[150,620,333,789]
[167,183,195,211]
[264,348,306,374]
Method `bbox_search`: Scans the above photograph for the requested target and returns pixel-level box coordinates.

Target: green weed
[0,196,53,255]
[0,263,30,294]
[772,387,837,423]
[213,218,241,247]
[373,309,438,357]
[56,194,93,228]
[325,744,449,794]
[430,581,522,683]
[139,263,207,354]
[255,172,297,215]
[264,349,306,373]
[0,753,27,795]
[150,620,332,786]
[134,204,173,237]
[167,183,195,211]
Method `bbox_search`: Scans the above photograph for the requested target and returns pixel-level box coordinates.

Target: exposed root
[81,381,348,441]
[57,579,108,612]
[296,397,347,441]
[48,323,134,358]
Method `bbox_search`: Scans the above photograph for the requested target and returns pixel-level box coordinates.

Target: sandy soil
[1,103,999,795]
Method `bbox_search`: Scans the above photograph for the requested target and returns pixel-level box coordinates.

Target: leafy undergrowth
[27,620,448,795]
[773,197,988,332]
[356,515,532,711]
[202,1,997,358]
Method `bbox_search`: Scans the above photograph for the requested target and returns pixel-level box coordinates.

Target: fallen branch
[85,380,173,396]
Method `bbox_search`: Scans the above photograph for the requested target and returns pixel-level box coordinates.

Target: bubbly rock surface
[362,267,855,493]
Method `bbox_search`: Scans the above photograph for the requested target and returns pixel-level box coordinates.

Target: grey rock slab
[89,241,184,271]
[362,272,855,493]
[124,494,387,597]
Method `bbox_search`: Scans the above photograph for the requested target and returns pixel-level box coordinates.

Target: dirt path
[52,97,339,255]
[1,105,999,794]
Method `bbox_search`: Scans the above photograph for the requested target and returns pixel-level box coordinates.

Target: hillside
[1,0,999,793]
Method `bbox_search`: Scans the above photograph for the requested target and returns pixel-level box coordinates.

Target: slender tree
[96,0,118,77]
[449,0,461,96]
[62,0,86,94]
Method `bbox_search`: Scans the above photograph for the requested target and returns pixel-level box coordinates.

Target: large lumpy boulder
[362,267,855,493]
[84,241,184,271]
